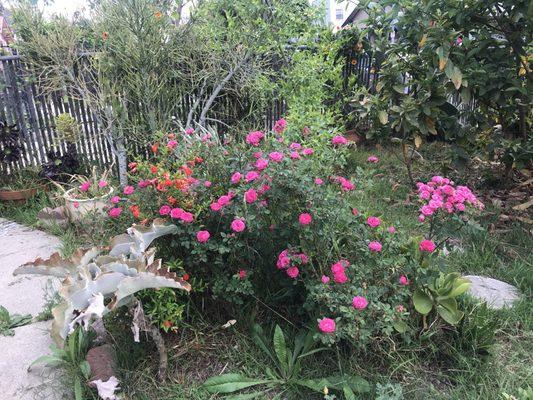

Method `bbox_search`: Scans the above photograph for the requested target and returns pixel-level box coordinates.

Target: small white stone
[464,275,520,309]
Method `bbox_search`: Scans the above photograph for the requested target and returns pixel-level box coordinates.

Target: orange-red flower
[181,165,193,177]
[150,166,158,174]
[162,320,173,328]
[182,273,190,281]
[130,204,140,219]
[167,196,177,205]
[151,142,159,154]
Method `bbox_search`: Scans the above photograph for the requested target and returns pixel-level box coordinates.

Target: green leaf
[393,85,405,94]
[74,377,83,400]
[79,360,91,379]
[447,281,471,298]
[378,110,389,124]
[393,320,408,333]
[273,325,289,376]
[202,374,272,394]
[451,66,463,90]
[28,355,64,370]
[413,288,433,315]
[437,305,464,325]
[343,384,357,400]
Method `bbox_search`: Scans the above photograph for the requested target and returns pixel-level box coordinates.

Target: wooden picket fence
[0,54,286,174]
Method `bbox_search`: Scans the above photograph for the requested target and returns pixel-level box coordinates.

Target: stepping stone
[0,218,65,399]
[464,275,521,309]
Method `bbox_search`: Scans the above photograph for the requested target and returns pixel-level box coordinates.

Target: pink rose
[98,180,107,188]
[332,135,348,146]
[352,296,368,310]
[318,318,336,333]
[204,181,212,187]
[185,127,194,135]
[268,152,284,162]
[290,151,300,159]
[108,207,122,218]
[299,213,312,225]
[255,158,269,170]
[286,266,299,279]
[289,142,301,150]
[399,275,409,285]
[79,182,91,192]
[170,208,184,219]
[388,226,396,233]
[314,178,323,185]
[302,148,314,156]
[368,241,382,252]
[210,202,222,212]
[245,130,264,146]
[245,171,260,182]
[367,155,379,163]
[419,239,436,252]
[273,118,287,134]
[180,212,194,223]
[196,230,210,243]
[238,270,247,280]
[123,185,135,195]
[352,208,359,216]
[231,218,246,232]
[244,188,258,204]
[159,205,171,215]
[367,216,381,228]
[321,275,330,284]
[167,140,178,149]
[110,195,121,204]
[231,172,242,184]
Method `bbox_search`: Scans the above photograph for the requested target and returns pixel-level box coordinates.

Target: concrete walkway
[0,218,64,400]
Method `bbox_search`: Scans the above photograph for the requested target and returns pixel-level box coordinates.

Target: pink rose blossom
[302,148,314,156]
[367,216,381,228]
[245,130,264,146]
[79,182,91,192]
[318,318,336,333]
[170,208,184,219]
[289,142,301,150]
[321,275,330,283]
[255,158,269,170]
[419,239,436,253]
[396,304,405,313]
[108,207,122,218]
[123,186,135,195]
[388,226,396,233]
[159,205,171,215]
[73,202,79,209]
[368,241,382,252]
[290,151,300,159]
[352,296,368,310]
[245,171,260,182]
[367,155,379,163]
[180,212,194,223]
[210,202,222,212]
[231,218,246,232]
[286,266,299,279]
[399,275,409,285]
[98,180,107,188]
[217,195,231,207]
[352,208,359,216]
[238,270,247,279]
[231,172,242,184]
[204,181,212,187]
[299,213,312,225]
[167,140,178,149]
[185,127,194,135]
[110,196,120,204]
[253,151,263,159]
[334,273,348,283]
[332,135,348,146]
[196,230,210,243]
[268,152,284,162]
[314,178,323,185]
[244,188,258,204]
[273,118,287,134]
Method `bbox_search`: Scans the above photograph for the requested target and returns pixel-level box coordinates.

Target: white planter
[63,186,114,221]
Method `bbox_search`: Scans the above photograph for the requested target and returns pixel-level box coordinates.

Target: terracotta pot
[0,187,40,202]
[63,186,114,221]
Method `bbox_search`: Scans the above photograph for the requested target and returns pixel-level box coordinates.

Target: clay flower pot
[63,186,114,221]
[0,187,39,203]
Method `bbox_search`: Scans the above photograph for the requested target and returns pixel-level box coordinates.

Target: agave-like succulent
[14,219,190,344]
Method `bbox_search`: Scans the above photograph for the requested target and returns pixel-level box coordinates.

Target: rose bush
[106,120,483,349]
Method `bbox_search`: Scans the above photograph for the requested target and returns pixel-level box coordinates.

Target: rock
[86,344,117,384]
[464,275,520,309]
[37,206,69,228]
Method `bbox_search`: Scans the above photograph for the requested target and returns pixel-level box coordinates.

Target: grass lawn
[1,144,531,399]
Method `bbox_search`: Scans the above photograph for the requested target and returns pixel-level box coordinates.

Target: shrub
[109,121,482,350]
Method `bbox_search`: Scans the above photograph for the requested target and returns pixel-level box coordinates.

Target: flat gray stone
[464,275,521,309]
[0,218,65,399]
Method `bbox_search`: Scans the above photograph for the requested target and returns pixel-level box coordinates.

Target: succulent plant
[14,219,190,344]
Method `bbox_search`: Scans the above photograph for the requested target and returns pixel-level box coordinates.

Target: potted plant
[56,168,114,221]
[0,120,46,202]
[0,168,46,202]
